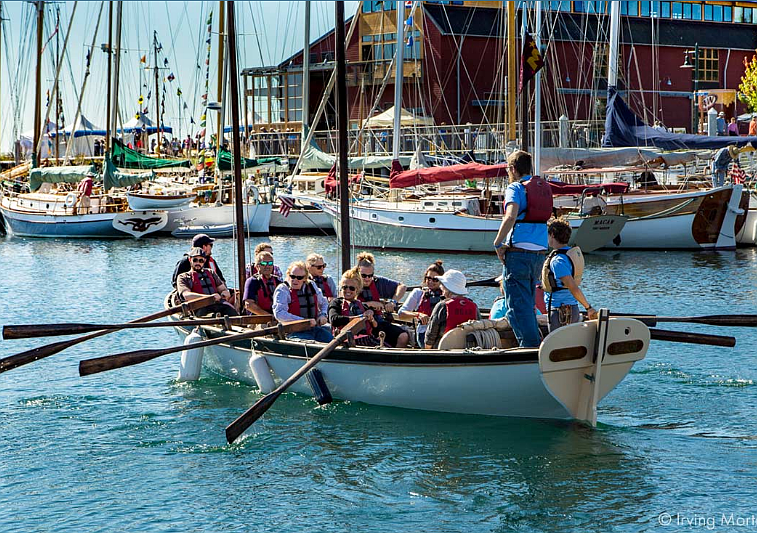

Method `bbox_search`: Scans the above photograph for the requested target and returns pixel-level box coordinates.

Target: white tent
[18,120,57,159]
[362,106,434,129]
[58,114,107,157]
[119,114,174,134]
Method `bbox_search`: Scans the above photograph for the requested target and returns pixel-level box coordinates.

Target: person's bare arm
[494,202,519,262]
[560,275,597,320]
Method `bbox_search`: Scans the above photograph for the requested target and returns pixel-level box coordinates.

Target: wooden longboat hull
[736,191,757,246]
[320,201,624,253]
[168,305,650,423]
[126,192,195,210]
[600,185,744,250]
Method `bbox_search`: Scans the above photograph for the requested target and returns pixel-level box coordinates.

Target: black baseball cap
[192,233,215,247]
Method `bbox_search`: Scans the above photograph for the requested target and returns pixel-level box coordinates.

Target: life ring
[64,192,78,208]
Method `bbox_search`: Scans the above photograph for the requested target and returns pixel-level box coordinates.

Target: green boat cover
[103,155,154,191]
[216,148,281,171]
[29,165,97,192]
[111,138,190,169]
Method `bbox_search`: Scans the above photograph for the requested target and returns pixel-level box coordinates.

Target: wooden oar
[406,276,499,291]
[225,316,366,444]
[649,328,736,347]
[618,314,757,328]
[0,295,216,375]
[78,319,312,376]
[3,314,273,340]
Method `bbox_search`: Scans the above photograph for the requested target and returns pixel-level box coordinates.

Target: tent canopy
[119,114,173,134]
[362,106,434,129]
[60,114,106,138]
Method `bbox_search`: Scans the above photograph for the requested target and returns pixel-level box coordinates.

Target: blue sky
[0,1,358,152]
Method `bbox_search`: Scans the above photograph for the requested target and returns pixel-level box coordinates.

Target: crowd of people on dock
[171,149,599,350]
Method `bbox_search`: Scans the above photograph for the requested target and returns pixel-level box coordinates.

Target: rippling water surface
[1,235,756,533]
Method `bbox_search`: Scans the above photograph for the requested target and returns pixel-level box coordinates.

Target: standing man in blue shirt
[493,150,549,347]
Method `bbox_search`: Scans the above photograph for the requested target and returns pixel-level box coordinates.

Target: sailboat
[162,1,651,428]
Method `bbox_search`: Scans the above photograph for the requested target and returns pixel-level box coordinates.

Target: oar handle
[225,316,366,443]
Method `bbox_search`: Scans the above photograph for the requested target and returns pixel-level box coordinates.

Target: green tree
[739,54,757,112]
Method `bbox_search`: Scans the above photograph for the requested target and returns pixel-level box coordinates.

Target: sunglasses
[192,257,206,263]
[360,273,374,279]
[290,274,306,280]
[425,276,439,282]
[312,264,326,270]
[258,260,274,266]
[341,285,357,291]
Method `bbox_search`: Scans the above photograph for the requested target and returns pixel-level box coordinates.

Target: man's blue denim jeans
[502,251,545,347]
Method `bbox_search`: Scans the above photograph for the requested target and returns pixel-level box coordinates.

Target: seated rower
[246,242,283,279]
[542,218,597,332]
[306,253,337,302]
[424,270,481,349]
[398,260,445,347]
[355,252,409,348]
[176,247,236,316]
[328,267,379,346]
[272,261,333,343]
[242,250,281,315]
[489,276,506,320]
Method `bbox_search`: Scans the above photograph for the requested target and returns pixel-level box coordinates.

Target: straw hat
[437,269,468,295]
[187,247,205,258]
[728,145,741,159]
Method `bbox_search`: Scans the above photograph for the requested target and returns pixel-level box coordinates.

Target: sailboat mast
[55,7,60,161]
[507,2,516,143]
[111,1,122,144]
[216,1,225,149]
[608,1,620,87]
[335,0,350,272]
[519,4,529,152]
[105,0,112,153]
[392,1,405,160]
[33,1,44,166]
[225,0,246,307]
[153,30,161,154]
[302,1,310,130]
[533,1,541,174]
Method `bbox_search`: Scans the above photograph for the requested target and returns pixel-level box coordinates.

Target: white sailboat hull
[163,202,271,234]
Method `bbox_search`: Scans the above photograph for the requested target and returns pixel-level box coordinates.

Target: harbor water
[1,235,757,533]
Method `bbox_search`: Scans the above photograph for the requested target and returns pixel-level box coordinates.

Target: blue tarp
[602,86,757,150]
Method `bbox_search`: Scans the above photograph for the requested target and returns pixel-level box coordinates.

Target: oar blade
[649,328,736,348]
[225,392,281,444]
[79,348,170,376]
[0,333,104,374]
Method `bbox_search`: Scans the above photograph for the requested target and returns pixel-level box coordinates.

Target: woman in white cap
[423,270,481,349]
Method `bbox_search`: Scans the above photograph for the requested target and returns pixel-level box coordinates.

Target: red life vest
[418,288,443,316]
[206,256,219,275]
[255,275,280,313]
[358,281,381,303]
[337,298,373,336]
[313,275,333,298]
[520,175,553,222]
[287,281,319,319]
[443,297,478,333]
[190,269,217,294]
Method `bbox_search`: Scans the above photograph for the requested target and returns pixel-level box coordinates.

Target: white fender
[249,351,275,393]
[64,192,78,208]
[177,328,204,382]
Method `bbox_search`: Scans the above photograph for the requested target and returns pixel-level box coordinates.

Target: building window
[660,1,670,18]
[621,1,639,16]
[683,2,692,19]
[549,1,570,10]
[697,48,718,82]
[362,1,383,13]
[691,3,701,19]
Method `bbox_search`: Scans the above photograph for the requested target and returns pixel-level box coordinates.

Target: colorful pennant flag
[519,32,544,93]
